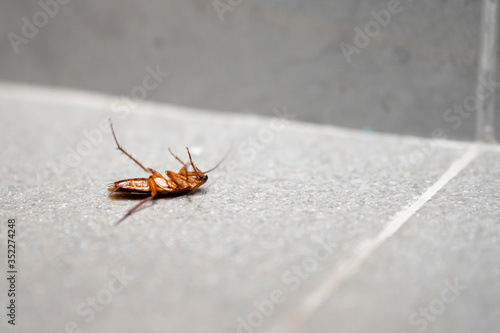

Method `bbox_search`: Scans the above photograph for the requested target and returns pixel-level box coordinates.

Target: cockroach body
[108,120,220,225]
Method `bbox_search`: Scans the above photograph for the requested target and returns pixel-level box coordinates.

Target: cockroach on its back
[108,119,222,225]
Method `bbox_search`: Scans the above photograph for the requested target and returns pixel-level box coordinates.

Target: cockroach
[108,119,223,225]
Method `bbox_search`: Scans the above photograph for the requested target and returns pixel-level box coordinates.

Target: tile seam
[268,144,484,333]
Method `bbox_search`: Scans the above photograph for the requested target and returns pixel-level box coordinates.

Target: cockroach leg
[168,148,193,179]
[178,166,189,178]
[114,196,154,225]
[165,170,189,189]
[114,176,158,225]
[168,147,187,168]
[185,147,202,175]
[169,147,203,178]
[109,119,151,174]
[150,169,174,190]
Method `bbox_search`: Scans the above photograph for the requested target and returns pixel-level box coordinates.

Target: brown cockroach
[108,120,222,225]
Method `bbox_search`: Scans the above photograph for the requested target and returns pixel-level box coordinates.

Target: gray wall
[0,0,497,140]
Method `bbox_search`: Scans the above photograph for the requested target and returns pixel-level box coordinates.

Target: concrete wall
[0,0,498,140]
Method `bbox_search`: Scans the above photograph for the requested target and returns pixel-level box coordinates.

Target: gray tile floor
[0,83,499,333]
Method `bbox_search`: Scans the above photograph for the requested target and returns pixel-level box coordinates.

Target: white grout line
[269,145,484,333]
